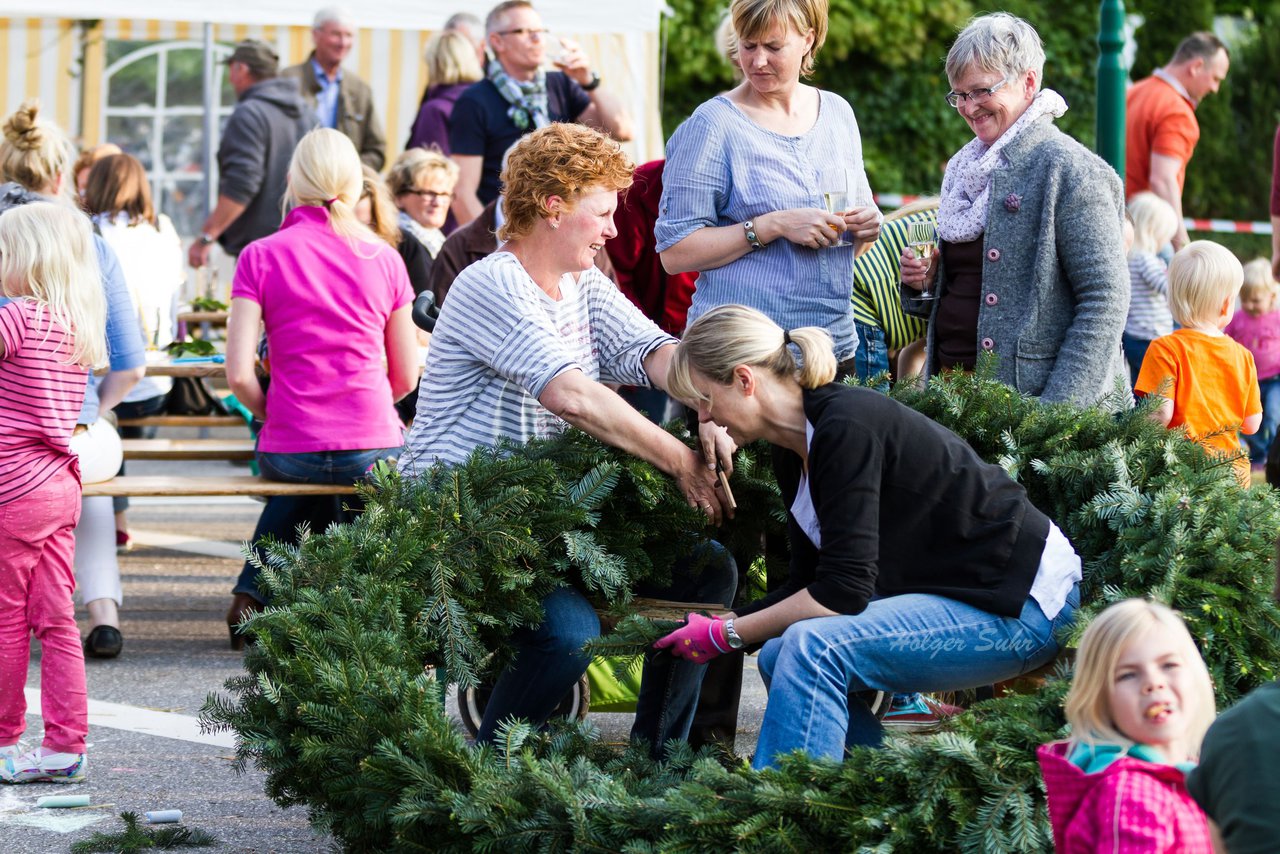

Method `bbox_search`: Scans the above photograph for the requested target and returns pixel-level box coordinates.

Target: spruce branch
[70,811,217,852]
[200,362,1280,852]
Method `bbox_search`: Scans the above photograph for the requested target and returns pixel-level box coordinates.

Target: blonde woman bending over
[657,304,1082,769]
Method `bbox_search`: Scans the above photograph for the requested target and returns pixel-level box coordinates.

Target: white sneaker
[0,750,86,784]
[0,745,19,763]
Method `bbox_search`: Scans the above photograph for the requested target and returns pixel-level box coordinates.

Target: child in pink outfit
[1225,258,1280,466]
[0,204,107,784]
[1039,600,1216,853]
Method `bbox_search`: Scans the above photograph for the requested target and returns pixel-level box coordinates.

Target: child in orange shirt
[1136,241,1262,483]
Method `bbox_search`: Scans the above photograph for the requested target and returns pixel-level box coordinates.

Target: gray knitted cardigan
[903,116,1129,406]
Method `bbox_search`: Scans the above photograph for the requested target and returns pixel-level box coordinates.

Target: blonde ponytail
[788,326,838,388]
[285,128,381,252]
[0,203,107,368]
[668,305,837,404]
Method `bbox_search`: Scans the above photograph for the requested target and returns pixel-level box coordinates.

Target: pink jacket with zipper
[1038,741,1213,853]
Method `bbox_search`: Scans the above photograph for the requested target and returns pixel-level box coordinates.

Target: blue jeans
[852,320,890,390]
[234,447,400,601]
[1121,333,1153,390]
[1244,375,1280,463]
[476,541,738,757]
[753,584,1079,769]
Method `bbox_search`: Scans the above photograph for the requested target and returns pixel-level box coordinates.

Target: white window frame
[101,40,235,236]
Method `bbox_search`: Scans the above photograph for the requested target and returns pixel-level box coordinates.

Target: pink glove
[653,613,729,663]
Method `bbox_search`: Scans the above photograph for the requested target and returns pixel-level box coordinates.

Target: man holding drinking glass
[448,0,634,226]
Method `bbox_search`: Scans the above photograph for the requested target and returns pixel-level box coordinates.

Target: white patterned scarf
[938,89,1068,243]
[400,211,445,258]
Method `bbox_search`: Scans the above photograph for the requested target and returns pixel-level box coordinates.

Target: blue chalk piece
[36,794,90,808]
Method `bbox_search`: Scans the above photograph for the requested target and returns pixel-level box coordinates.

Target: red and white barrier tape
[873,193,923,209]
[1183,218,1272,235]
[872,193,1273,236]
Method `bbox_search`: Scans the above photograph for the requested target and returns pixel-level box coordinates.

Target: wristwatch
[581,71,602,91]
[723,618,745,649]
[199,232,216,246]
[743,221,763,251]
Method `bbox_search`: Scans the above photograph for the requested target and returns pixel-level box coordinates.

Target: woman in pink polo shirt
[224,128,419,649]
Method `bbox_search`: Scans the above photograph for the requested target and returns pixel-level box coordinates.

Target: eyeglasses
[945,76,1010,108]
[496,27,549,38]
[408,189,452,201]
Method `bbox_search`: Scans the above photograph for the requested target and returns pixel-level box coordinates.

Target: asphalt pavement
[3,454,768,853]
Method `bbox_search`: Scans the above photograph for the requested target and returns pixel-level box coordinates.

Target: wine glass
[907,220,938,299]
[819,169,852,248]
[547,36,566,70]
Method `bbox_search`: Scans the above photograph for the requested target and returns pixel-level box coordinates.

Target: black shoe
[226,592,262,651]
[84,625,123,659]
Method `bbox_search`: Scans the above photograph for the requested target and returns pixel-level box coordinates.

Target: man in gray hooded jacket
[188,40,316,268]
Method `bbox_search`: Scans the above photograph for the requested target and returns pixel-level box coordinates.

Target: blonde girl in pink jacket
[1038,599,1216,853]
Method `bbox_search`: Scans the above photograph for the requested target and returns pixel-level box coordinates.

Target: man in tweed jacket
[282,7,386,170]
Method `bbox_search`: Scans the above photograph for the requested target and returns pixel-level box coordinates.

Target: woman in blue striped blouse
[656,0,881,367]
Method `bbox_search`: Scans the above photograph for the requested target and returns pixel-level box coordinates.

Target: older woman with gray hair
[901,13,1128,404]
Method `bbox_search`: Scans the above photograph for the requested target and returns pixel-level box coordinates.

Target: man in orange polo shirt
[1126,32,1230,251]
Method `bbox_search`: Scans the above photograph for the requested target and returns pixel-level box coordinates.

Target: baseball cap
[225,40,279,78]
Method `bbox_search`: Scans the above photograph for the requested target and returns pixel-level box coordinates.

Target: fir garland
[202,363,1280,852]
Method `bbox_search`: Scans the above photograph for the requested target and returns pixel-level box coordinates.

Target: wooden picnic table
[95,356,226,379]
[122,438,255,461]
[177,310,229,324]
[83,475,356,498]
[143,357,226,378]
[117,413,245,428]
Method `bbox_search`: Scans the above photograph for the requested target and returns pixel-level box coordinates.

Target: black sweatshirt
[737,384,1050,620]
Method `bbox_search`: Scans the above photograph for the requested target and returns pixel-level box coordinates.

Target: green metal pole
[1097,0,1128,180]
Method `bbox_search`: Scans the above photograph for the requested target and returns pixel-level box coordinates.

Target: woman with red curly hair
[397,123,736,756]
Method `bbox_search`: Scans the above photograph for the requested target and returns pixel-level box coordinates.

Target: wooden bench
[177,310,229,325]
[117,414,245,429]
[83,475,357,498]
[593,598,732,639]
[457,597,739,737]
[993,648,1075,697]
[121,438,255,461]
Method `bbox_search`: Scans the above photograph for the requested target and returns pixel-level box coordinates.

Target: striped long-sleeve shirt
[397,252,674,472]
[852,211,932,351]
[1125,251,1174,340]
[0,299,87,505]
